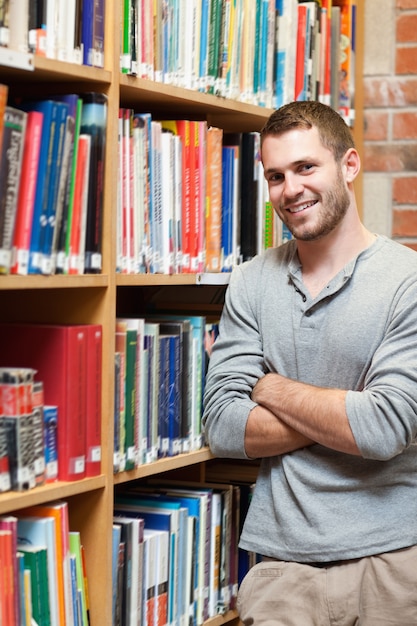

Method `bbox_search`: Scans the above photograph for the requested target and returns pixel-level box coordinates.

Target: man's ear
[342,148,361,183]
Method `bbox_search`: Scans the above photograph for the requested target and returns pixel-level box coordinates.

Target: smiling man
[202,101,417,625]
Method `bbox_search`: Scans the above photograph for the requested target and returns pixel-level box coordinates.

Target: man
[202,100,417,625]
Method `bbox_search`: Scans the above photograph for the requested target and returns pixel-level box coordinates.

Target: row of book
[0,0,105,67]
[0,85,107,276]
[0,322,102,484]
[0,369,58,493]
[114,315,218,472]
[117,112,289,276]
[120,0,356,121]
[112,480,257,626]
[0,501,89,626]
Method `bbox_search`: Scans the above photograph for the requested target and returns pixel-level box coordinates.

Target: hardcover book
[0,106,27,274]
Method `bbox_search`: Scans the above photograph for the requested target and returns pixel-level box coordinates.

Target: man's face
[262,127,351,241]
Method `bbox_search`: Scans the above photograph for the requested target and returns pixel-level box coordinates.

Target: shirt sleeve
[202,262,267,458]
[346,277,417,461]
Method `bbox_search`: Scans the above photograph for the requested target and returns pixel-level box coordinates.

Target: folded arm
[249,373,360,457]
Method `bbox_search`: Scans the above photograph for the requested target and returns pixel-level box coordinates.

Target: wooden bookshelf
[0,2,363,625]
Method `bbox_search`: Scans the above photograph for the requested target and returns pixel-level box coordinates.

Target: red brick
[364,143,417,172]
[397,14,417,42]
[392,209,417,236]
[396,45,417,74]
[396,0,417,8]
[393,176,417,202]
[393,111,417,137]
[364,77,417,107]
[364,111,389,141]
[402,242,417,251]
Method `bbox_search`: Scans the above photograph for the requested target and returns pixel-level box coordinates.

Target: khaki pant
[237,545,417,625]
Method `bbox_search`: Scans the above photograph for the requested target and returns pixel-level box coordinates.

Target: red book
[0,516,19,625]
[0,323,88,482]
[161,120,191,273]
[205,126,223,272]
[295,4,307,101]
[85,324,102,477]
[0,529,14,625]
[68,134,91,275]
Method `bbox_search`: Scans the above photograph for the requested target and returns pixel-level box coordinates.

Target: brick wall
[363,0,417,249]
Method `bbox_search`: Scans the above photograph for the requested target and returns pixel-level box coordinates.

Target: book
[0,323,89,482]
[0,367,36,491]
[18,543,50,626]
[17,515,60,626]
[160,120,192,273]
[31,380,46,487]
[0,515,19,625]
[68,133,91,275]
[143,322,160,463]
[205,126,223,272]
[0,82,8,153]
[85,324,102,477]
[10,109,44,275]
[112,523,122,625]
[115,319,138,471]
[112,514,145,626]
[21,501,73,626]
[69,531,88,626]
[43,405,59,482]
[0,529,15,625]
[41,100,70,275]
[19,99,59,275]
[79,92,107,274]
[114,496,182,626]
[92,0,105,67]
[56,95,83,274]
[0,105,27,274]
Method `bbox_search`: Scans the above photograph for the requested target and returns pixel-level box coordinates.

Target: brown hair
[260,100,355,162]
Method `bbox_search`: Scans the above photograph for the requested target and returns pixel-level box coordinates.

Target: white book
[160,130,175,275]
[8,0,29,53]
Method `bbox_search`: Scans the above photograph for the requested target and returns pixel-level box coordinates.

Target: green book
[19,544,50,626]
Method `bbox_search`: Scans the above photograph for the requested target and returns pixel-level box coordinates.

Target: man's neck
[297,221,376,299]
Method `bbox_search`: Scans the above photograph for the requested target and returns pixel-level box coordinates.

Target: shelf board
[120,75,273,133]
[0,274,109,290]
[0,474,106,515]
[116,272,231,287]
[0,55,111,87]
[113,447,216,484]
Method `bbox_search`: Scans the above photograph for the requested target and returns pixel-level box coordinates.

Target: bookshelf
[0,1,363,625]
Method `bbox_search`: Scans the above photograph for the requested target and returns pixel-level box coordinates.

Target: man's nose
[283,173,303,198]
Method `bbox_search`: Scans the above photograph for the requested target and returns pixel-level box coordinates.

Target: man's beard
[280,169,350,242]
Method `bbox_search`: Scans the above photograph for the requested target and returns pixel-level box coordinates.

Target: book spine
[0,107,27,274]
[79,92,107,274]
[85,324,102,476]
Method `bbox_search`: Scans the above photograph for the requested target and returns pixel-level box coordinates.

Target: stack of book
[0,501,90,626]
[112,479,246,626]
[114,315,213,473]
[117,112,283,276]
[120,0,356,121]
[0,88,107,276]
[0,322,103,488]
[0,0,105,67]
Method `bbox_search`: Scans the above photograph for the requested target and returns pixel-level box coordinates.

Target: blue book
[81,0,94,65]
[199,0,210,90]
[21,99,59,274]
[41,100,70,274]
[221,146,235,272]
[158,334,171,458]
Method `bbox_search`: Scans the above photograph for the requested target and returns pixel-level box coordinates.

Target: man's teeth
[289,200,316,213]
